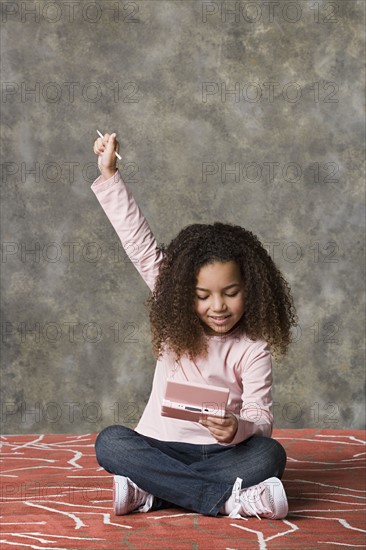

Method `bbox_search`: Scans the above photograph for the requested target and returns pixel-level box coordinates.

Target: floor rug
[1,429,365,549]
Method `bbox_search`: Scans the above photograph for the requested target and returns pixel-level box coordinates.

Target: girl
[92,132,297,520]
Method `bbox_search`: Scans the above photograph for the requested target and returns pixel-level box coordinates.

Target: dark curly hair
[145,222,297,362]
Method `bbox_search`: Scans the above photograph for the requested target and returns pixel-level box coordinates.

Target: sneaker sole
[113,475,131,515]
[263,477,289,519]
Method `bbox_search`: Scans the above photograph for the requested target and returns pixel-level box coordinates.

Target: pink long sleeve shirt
[91,170,273,446]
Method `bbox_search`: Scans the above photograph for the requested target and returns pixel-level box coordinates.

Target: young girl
[92,132,297,520]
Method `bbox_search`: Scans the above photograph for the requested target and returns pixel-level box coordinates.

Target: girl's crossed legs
[95,424,287,517]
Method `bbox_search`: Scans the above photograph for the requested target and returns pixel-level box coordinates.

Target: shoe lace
[228,477,268,520]
[137,492,154,513]
[240,485,262,520]
[227,478,250,520]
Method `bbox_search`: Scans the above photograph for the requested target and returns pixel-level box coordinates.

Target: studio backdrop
[1,0,364,434]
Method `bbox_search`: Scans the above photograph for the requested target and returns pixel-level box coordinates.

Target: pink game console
[161,379,230,422]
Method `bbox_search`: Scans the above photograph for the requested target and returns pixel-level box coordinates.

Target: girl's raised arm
[91,133,164,292]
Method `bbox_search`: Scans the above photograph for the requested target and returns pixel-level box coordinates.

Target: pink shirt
[91,171,273,446]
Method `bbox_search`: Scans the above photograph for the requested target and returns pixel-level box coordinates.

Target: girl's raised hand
[93,132,120,180]
[199,412,238,444]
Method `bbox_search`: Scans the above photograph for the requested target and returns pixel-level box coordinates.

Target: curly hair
[145,222,297,362]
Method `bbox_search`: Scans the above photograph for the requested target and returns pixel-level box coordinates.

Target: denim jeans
[95,424,287,517]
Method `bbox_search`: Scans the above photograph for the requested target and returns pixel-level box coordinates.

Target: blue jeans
[95,425,287,517]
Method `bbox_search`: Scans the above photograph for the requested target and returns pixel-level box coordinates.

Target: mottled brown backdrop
[1,0,364,433]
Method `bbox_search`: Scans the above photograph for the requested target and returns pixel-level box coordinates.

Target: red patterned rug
[1,429,365,549]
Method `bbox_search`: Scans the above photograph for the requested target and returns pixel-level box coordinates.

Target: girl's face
[194,260,245,336]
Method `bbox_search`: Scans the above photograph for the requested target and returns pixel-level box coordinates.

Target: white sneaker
[113,475,154,515]
[224,477,288,520]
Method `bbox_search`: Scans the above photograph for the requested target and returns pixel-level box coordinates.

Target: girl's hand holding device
[199,412,238,444]
[93,130,121,181]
